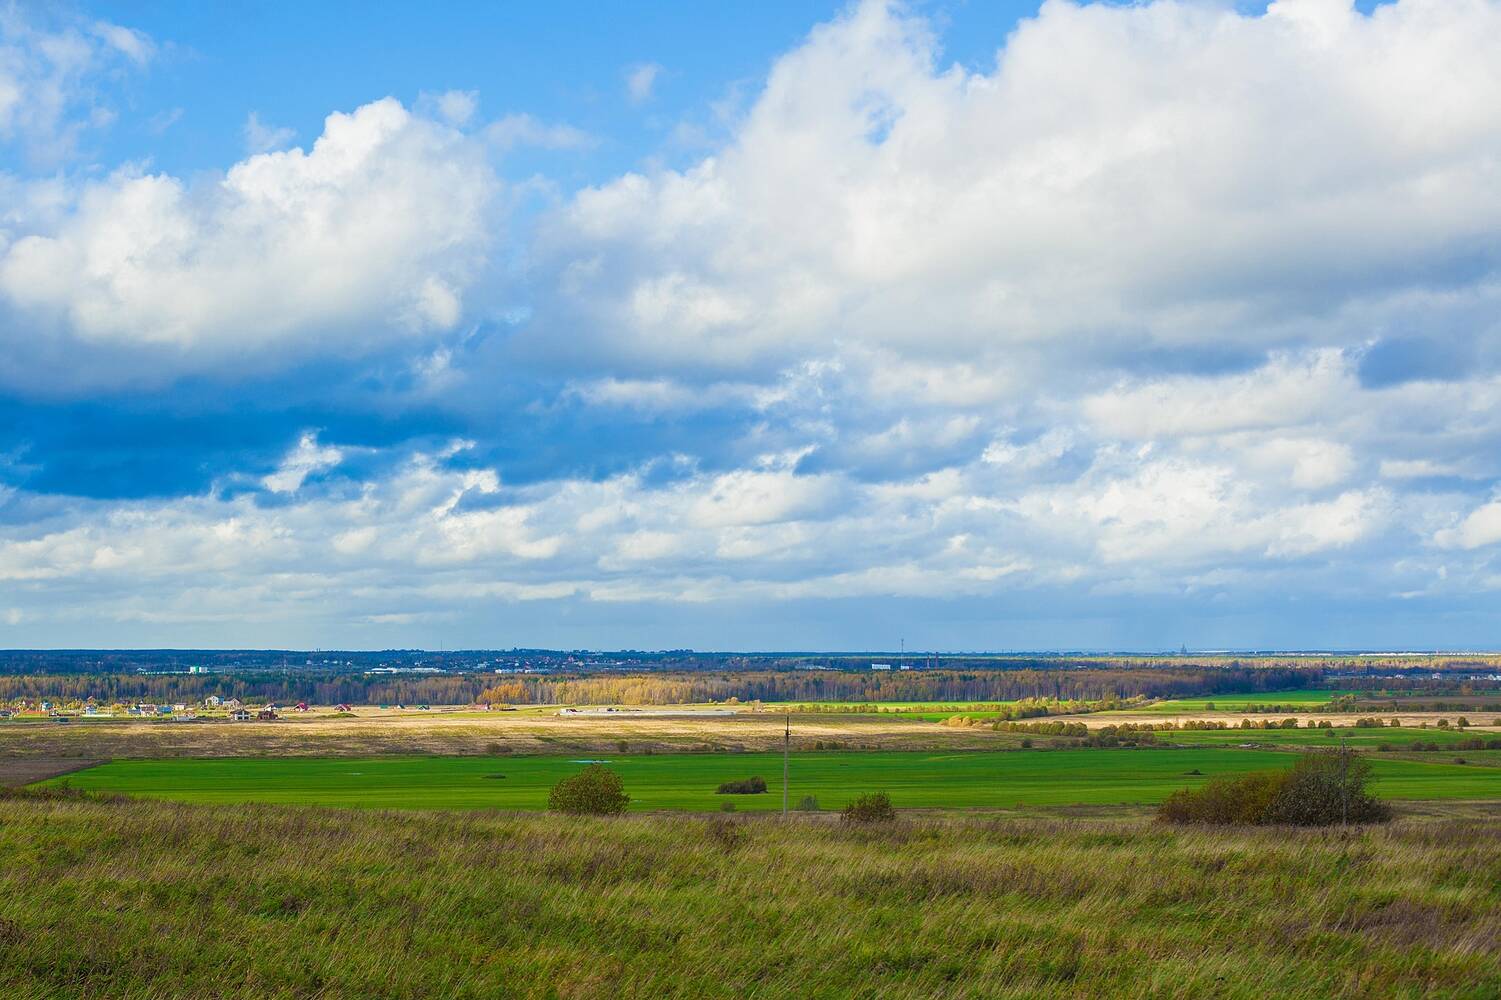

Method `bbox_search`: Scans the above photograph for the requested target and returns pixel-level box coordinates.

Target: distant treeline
[7,661,1500,708]
[0,672,487,706]
[485,667,1324,706]
[0,665,1326,707]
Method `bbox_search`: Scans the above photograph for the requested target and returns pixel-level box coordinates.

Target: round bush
[548,764,630,815]
[842,792,896,824]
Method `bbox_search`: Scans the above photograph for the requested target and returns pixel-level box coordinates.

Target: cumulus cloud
[530,0,1501,377]
[6,0,1501,644]
[0,98,497,369]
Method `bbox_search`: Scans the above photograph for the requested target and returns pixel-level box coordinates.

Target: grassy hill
[0,790,1496,998]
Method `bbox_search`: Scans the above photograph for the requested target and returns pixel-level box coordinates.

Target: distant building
[227,709,252,722]
[257,708,279,721]
[870,663,892,671]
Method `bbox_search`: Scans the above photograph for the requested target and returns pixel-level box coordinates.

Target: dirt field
[0,757,104,786]
[3,703,1496,760]
[0,710,1014,759]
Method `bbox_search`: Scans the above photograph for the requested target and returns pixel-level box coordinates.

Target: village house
[227,708,252,722]
[257,707,279,721]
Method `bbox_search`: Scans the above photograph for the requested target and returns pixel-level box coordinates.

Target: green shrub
[795,795,820,811]
[842,792,896,824]
[716,776,768,795]
[1157,751,1389,826]
[547,764,629,815]
[720,800,737,812]
[1156,770,1285,825]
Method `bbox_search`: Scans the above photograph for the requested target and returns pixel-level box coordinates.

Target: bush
[842,792,896,824]
[1157,751,1389,826]
[720,800,737,812]
[547,765,629,815]
[795,795,820,811]
[716,776,768,795]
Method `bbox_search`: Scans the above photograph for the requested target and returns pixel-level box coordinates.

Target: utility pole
[783,713,790,817]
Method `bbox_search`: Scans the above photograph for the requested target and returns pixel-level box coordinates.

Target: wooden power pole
[783,713,790,817]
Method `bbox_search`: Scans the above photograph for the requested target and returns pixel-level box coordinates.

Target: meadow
[44,748,1501,812]
[0,791,1496,998]
[1159,727,1496,749]
[1137,690,1350,712]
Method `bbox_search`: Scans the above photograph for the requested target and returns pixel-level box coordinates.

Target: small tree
[548,764,629,815]
[795,794,820,811]
[842,792,896,824]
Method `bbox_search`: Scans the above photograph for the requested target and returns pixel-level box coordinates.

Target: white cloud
[484,112,595,153]
[1436,500,1501,550]
[1380,459,1466,480]
[243,111,295,153]
[432,89,478,127]
[531,0,1501,377]
[262,432,344,494]
[0,98,497,368]
[0,8,153,164]
[5,0,1501,643]
[625,62,662,105]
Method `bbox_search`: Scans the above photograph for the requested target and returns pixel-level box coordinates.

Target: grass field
[43,748,1501,812]
[1140,690,1351,712]
[0,793,1496,998]
[1160,726,1492,748]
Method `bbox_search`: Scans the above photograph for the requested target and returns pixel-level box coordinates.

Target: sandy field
[0,708,1007,758]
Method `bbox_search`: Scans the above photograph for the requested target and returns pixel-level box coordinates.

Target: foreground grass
[0,793,1496,999]
[43,748,1501,811]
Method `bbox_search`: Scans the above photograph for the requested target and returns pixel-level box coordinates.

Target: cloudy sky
[2,0,1500,651]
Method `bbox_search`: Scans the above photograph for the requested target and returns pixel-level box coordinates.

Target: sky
[3,0,1500,652]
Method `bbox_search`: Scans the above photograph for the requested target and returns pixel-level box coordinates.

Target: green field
[1161,726,1494,748]
[45,748,1501,812]
[1141,690,1351,712]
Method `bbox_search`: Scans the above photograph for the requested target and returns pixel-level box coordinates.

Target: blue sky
[1,0,1498,651]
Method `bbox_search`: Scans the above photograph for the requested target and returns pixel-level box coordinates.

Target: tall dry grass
[0,790,1496,998]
